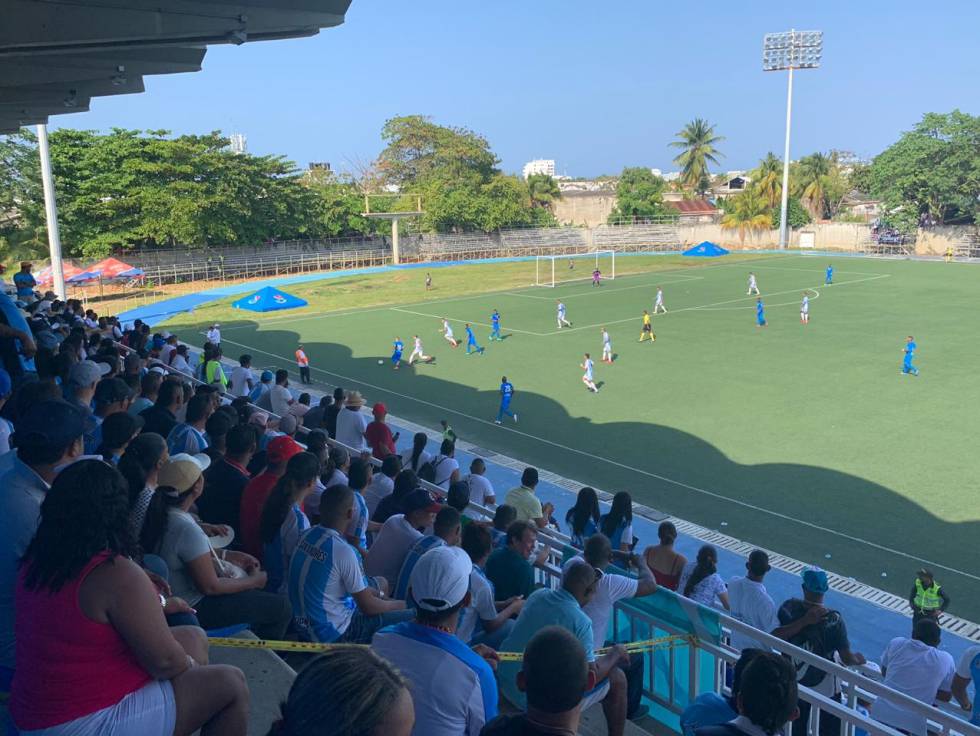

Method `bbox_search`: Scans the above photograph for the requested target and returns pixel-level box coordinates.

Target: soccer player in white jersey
[800,292,810,324]
[408,335,431,364]
[557,300,571,329]
[747,272,760,296]
[441,318,459,347]
[601,327,613,364]
[654,286,667,314]
[581,353,598,392]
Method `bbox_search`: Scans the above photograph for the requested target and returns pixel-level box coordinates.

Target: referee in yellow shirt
[638,310,655,342]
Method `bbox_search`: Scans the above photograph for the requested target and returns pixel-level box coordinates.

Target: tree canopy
[607,167,675,223]
[670,118,724,195]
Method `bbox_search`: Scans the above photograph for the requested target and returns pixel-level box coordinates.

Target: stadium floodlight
[763,29,823,250]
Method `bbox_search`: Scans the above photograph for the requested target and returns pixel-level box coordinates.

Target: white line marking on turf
[216,332,979,583]
[502,274,705,300]
[388,307,545,335]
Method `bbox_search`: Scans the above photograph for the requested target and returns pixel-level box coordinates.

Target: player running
[581,353,599,393]
[391,336,404,369]
[800,292,810,324]
[902,336,919,376]
[408,335,431,365]
[654,287,667,314]
[747,272,760,295]
[441,318,459,348]
[638,310,655,342]
[489,309,502,341]
[756,298,767,327]
[825,264,834,285]
[557,300,571,329]
[465,323,485,355]
[601,327,613,364]
[592,268,602,287]
[495,375,518,424]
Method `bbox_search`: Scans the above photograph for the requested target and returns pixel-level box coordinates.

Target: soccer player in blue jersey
[557,300,571,329]
[756,298,767,327]
[581,353,598,392]
[902,336,919,375]
[825,264,834,285]
[496,375,518,424]
[465,323,485,355]
[490,309,502,341]
[391,336,404,369]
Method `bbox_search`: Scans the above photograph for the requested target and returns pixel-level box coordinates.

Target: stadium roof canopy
[0,0,352,134]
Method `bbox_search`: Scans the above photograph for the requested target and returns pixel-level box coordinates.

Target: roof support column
[37,123,66,299]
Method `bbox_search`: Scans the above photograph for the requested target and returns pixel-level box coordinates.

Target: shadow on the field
[192,316,980,619]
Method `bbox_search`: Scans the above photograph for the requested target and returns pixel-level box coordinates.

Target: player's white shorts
[409,349,424,362]
[602,346,612,358]
[583,373,593,383]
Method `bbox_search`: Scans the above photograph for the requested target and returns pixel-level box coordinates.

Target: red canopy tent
[35,261,91,285]
[88,257,138,278]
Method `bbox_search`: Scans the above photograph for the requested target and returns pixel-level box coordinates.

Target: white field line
[388,308,544,336]
[502,274,705,301]
[214,332,979,583]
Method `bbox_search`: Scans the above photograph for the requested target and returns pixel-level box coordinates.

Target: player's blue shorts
[391,351,402,364]
[757,316,766,325]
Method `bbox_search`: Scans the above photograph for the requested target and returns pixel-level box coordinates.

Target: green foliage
[866,110,980,226]
[526,173,561,210]
[721,188,772,243]
[608,167,675,223]
[771,196,811,230]
[752,152,783,209]
[669,118,724,195]
[376,115,546,232]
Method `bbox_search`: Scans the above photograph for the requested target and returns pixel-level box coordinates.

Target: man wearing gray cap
[65,359,110,414]
[372,545,500,736]
[0,400,87,670]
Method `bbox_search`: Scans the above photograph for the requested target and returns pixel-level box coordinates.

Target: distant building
[522,159,556,179]
[667,198,719,222]
[308,162,332,172]
[713,175,752,198]
[228,133,247,154]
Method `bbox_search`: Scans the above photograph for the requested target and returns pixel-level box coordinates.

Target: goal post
[534,250,616,287]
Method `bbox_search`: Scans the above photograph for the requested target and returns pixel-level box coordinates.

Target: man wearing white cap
[372,545,500,736]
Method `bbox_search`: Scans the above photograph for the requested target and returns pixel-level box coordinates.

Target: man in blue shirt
[496,375,517,425]
[391,337,404,370]
[825,264,834,285]
[465,323,485,355]
[902,336,919,376]
[13,262,36,303]
[490,309,502,341]
[498,560,630,733]
[680,648,765,736]
[756,298,767,327]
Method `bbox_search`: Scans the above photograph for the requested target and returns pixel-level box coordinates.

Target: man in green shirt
[485,521,549,601]
[503,467,554,529]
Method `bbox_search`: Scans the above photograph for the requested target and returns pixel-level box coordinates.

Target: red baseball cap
[267,436,303,463]
[372,402,387,417]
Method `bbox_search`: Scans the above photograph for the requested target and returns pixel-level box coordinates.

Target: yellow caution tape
[209,633,692,662]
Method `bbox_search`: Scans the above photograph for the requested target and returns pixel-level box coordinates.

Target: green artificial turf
[163,253,980,618]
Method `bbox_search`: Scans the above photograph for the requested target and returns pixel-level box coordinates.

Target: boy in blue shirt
[391,337,404,369]
[825,264,834,285]
[465,323,485,355]
[902,336,919,375]
[495,375,517,425]
[756,298,766,327]
[490,309,502,341]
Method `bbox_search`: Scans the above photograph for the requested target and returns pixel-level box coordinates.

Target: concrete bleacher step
[209,633,295,736]
[579,704,660,736]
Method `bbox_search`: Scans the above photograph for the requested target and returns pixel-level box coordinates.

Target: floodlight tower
[763,29,822,249]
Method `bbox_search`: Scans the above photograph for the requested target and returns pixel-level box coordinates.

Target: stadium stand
[0,281,978,736]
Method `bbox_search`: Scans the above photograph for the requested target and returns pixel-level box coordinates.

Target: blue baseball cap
[0,368,11,397]
[802,566,829,594]
[260,370,274,382]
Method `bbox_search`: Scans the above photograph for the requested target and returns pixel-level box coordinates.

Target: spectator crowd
[0,275,974,736]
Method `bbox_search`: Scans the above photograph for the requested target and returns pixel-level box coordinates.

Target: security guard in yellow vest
[909,569,949,627]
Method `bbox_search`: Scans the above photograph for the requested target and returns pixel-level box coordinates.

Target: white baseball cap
[409,545,472,612]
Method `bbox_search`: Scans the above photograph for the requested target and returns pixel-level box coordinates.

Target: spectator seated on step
[695,653,799,736]
[456,523,523,649]
[681,648,765,736]
[364,489,442,585]
[484,521,549,602]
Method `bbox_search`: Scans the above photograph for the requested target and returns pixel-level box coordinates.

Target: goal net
[535,250,616,287]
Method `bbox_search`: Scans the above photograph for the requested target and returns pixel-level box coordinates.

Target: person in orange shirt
[295,343,311,384]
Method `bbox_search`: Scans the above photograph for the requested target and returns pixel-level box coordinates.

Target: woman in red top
[11,460,249,735]
[364,402,400,459]
[643,521,688,591]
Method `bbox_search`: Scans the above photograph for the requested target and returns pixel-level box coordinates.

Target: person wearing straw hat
[372,545,500,736]
[336,390,369,452]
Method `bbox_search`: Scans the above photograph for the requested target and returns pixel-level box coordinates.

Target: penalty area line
[215,332,978,583]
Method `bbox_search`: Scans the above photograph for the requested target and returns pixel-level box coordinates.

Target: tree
[792,152,833,220]
[771,196,811,230]
[527,173,561,211]
[721,188,772,244]
[607,167,674,223]
[752,153,783,209]
[670,118,724,195]
[867,110,980,226]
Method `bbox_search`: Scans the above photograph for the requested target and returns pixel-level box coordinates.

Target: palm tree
[670,118,724,195]
[721,187,772,245]
[751,153,782,209]
[526,173,561,211]
[793,153,832,219]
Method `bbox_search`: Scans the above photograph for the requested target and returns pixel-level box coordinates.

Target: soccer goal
[534,250,616,287]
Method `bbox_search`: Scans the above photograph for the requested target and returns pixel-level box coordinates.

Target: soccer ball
[378,359,384,365]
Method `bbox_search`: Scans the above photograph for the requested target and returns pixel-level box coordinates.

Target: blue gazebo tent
[682,241,729,257]
[232,286,308,313]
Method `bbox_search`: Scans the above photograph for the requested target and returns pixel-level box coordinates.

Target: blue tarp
[231,286,308,313]
[682,241,729,257]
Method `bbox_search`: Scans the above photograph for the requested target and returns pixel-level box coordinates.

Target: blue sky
[52,1,979,178]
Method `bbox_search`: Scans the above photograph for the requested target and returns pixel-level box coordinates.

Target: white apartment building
[228,133,247,154]
[522,159,555,179]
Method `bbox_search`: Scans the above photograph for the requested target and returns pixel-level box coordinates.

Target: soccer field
[163,253,980,618]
